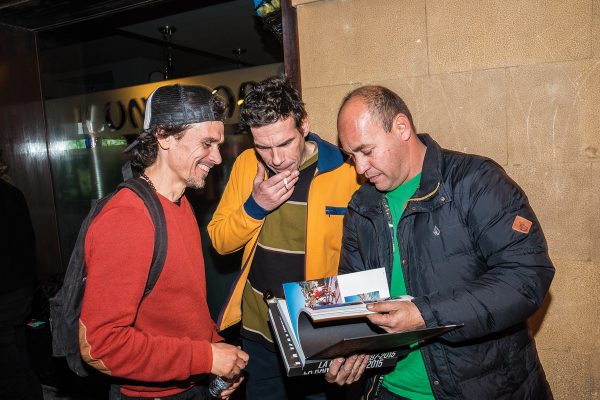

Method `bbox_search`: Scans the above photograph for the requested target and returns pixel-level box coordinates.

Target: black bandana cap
[143,84,224,130]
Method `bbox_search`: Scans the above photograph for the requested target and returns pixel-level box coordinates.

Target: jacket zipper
[382,198,394,254]
[365,374,384,400]
[303,166,319,280]
[399,180,442,399]
[400,181,441,292]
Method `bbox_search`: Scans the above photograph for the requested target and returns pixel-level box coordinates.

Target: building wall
[292,0,600,398]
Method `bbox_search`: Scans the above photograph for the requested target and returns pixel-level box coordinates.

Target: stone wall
[292,0,600,397]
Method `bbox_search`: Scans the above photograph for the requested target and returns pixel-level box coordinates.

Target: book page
[336,268,390,302]
[282,268,389,338]
[275,299,306,363]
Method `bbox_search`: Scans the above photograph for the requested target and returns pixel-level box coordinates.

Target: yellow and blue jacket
[207,133,361,331]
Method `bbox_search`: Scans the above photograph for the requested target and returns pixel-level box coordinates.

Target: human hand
[216,375,245,399]
[210,343,249,378]
[324,354,368,385]
[366,300,425,333]
[251,162,299,211]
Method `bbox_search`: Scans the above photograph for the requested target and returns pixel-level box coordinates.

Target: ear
[300,117,311,138]
[393,113,412,141]
[156,134,171,150]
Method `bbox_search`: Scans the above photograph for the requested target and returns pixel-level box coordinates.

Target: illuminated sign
[45,63,283,138]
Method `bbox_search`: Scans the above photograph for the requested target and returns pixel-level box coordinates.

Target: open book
[282,268,409,338]
[267,269,461,376]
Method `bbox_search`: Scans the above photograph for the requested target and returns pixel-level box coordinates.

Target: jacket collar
[349,133,448,214]
[414,134,443,199]
[307,132,346,174]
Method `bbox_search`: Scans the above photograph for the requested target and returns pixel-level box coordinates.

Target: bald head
[337,85,425,192]
[337,97,372,144]
[337,85,416,134]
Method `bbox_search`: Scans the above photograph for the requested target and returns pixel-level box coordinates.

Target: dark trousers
[0,288,43,400]
[242,338,342,400]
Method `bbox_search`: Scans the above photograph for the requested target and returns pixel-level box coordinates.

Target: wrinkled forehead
[250,117,302,145]
[183,121,225,143]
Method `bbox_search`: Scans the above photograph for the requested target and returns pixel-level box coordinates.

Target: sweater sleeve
[79,204,213,382]
[207,152,264,255]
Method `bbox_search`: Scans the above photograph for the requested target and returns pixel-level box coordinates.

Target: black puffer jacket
[340,134,554,399]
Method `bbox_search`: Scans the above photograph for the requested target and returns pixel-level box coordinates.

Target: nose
[353,155,368,175]
[271,148,284,166]
[210,145,222,165]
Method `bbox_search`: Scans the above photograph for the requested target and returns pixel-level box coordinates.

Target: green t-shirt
[383,172,434,400]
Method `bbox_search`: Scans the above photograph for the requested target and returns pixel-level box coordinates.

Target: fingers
[366,313,394,333]
[210,343,249,377]
[237,346,249,363]
[254,162,266,186]
[233,348,249,377]
[252,168,299,211]
[221,375,244,399]
[341,354,365,385]
[367,301,426,333]
[324,354,368,386]
[325,358,344,383]
[367,300,403,313]
[279,174,299,196]
[278,176,299,201]
[219,376,244,399]
[347,354,369,384]
[277,170,299,190]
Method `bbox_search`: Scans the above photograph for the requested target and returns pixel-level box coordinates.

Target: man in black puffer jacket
[331,86,554,400]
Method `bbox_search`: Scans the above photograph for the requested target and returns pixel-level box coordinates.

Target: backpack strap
[118,178,168,299]
[121,160,135,181]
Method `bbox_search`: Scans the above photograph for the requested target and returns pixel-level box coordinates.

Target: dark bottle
[208,376,234,398]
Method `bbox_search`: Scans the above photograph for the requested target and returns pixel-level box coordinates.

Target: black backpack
[49,177,167,377]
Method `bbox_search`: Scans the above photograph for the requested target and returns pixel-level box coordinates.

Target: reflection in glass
[47,99,129,268]
[84,104,106,200]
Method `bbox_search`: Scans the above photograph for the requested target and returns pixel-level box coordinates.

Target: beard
[186,162,211,189]
[186,176,206,189]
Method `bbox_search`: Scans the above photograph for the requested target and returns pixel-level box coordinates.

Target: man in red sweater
[79,84,248,399]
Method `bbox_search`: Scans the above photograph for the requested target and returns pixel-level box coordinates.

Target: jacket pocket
[325,206,347,216]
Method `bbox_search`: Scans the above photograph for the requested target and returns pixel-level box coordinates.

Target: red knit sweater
[79,189,222,397]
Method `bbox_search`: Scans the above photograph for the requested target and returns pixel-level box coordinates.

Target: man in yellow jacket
[208,77,363,399]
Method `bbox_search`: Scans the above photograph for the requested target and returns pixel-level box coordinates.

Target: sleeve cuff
[411,296,435,328]
[191,340,213,375]
[243,195,269,220]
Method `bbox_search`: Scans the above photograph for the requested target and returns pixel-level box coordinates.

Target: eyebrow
[347,144,371,153]
[203,135,224,145]
[254,137,294,149]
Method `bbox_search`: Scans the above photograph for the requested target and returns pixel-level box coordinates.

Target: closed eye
[203,139,222,149]
[255,138,294,151]
[277,138,294,148]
